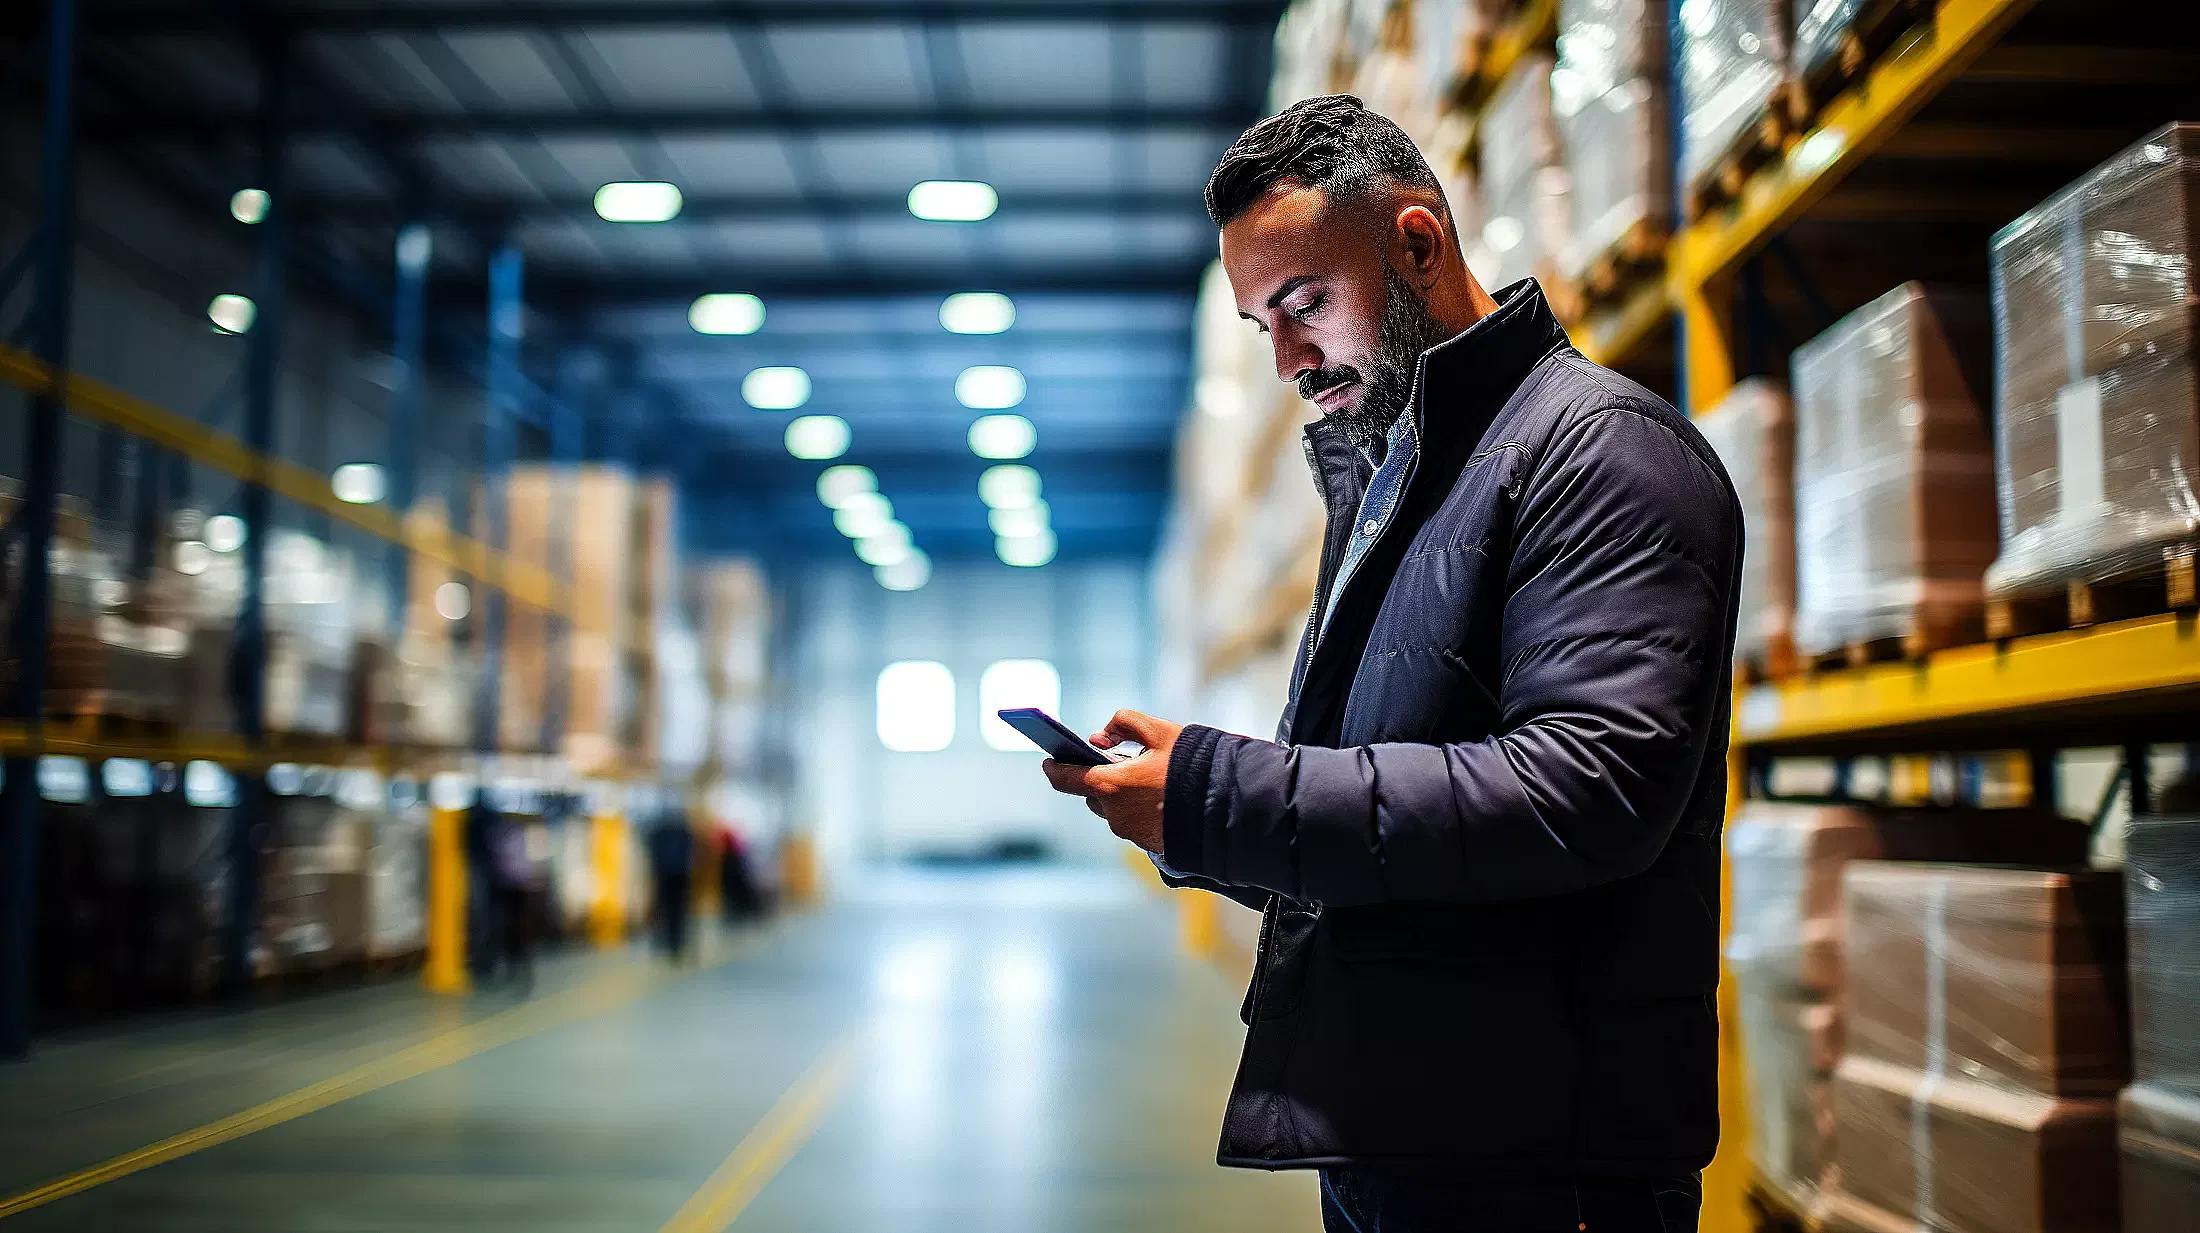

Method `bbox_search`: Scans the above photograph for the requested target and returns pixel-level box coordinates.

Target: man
[1042,95,1741,1232]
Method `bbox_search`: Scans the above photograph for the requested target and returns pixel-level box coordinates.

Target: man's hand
[1040,709,1185,854]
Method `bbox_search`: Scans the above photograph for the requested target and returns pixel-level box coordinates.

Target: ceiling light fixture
[330,462,386,504]
[594,181,684,223]
[978,464,1041,510]
[939,291,1015,334]
[784,414,851,460]
[207,294,256,334]
[230,188,270,224]
[988,501,1049,539]
[834,492,895,539]
[968,413,1037,460]
[908,180,998,222]
[857,526,914,568]
[817,464,878,508]
[996,529,1057,568]
[689,293,764,335]
[742,366,811,410]
[956,365,1025,410]
[876,550,932,592]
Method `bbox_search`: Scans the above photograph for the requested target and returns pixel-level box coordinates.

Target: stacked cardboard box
[1480,53,1573,294]
[1827,864,2127,1233]
[1698,380,1797,675]
[500,468,561,752]
[1791,283,2001,658]
[2121,814,2200,1232]
[566,466,642,773]
[1727,805,2091,1210]
[1986,123,2200,601]
[258,776,370,977]
[1675,0,1791,198]
[1554,0,1668,283]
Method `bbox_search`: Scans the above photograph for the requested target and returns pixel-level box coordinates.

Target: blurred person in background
[645,807,695,962]
[468,793,538,993]
[1042,94,1742,1233]
[717,823,763,923]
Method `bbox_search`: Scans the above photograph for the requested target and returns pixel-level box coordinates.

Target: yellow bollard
[1177,889,1220,959]
[424,804,471,994]
[778,832,819,907]
[588,806,627,948]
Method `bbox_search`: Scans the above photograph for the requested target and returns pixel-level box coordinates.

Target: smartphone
[996,707,1119,766]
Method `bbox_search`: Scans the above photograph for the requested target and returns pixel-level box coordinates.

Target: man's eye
[1291,296,1324,320]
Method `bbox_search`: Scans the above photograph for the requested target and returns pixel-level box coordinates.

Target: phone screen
[995,708,1112,766]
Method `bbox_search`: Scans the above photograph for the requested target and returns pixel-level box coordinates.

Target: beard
[1303,266,1456,453]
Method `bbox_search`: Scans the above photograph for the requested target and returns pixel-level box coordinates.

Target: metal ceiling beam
[300,188,1203,225]
[74,2,1286,34]
[84,101,1246,140]
[469,263,1209,305]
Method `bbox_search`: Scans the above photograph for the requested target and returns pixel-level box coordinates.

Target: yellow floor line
[656,1029,864,1233]
[0,943,751,1221]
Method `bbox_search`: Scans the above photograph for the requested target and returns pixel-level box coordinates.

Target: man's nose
[1272,334,1320,385]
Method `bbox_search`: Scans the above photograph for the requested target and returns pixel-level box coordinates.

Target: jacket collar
[1301,278,1570,460]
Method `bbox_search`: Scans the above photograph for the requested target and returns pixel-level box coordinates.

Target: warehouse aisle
[0,866,1315,1233]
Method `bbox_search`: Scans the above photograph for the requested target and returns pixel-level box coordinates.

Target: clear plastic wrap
[1675,0,1790,192]
[1985,124,2200,599]
[1554,0,1668,280]
[1696,380,1795,670]
[1791,283,2000,654]
[2125,814,2200,1097]
[1830,863,2128,1233]
[2120,1082,2200,1233]
[1479,53,1574,292]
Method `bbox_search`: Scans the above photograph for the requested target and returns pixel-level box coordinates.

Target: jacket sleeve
[1160,406,1739,906]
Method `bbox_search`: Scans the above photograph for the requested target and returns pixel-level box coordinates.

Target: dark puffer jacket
[1160,281,1743,1177]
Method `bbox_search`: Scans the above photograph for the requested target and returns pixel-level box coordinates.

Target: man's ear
[1394,204,1448,288]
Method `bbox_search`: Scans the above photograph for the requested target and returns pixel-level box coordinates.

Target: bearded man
[1041,95,1743,1233]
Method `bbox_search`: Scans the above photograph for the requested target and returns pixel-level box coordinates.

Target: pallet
[1986,547,2199,640]
[1580,217,1671,304]
[1737,631,1801,686]
[40,702,183,744]
[1801,612,1984,674]
[1686,85,1802,220]
[1787,0,1937,131]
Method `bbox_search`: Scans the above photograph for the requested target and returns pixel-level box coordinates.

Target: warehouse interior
[2,0,2199,1230]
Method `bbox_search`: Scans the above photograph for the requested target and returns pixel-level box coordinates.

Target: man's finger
[1103,708,1166,748]
[1086,797,1107,819]
[1041,758,1094,796]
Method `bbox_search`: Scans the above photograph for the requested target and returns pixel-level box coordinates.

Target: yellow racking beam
[0,345,574,619]
[1455,0,1559,114]
[1736,613,2200,747]
[1666,0,2040,297]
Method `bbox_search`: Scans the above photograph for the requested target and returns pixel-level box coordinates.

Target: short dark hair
[1204,94,1447,228]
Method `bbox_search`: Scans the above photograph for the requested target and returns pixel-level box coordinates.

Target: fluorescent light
[208,294,256,334]
[940,292,1015,334]
[978,464,1040,510]
[856,525,914,567]
[988,501,1049,538]
[996,529,1057,568]
[689,292,764,335]
[330,462,386,504]
[173,541,211,576]
[834,491,894,538]
[968,413,1036,460]
[230,188,270,224]
[434,581,472,621]
[876,550,931,592]
[956,365,1025,409]
[743,366,811,410]
[908,180,998,222]
[784,415,851,460]
[817,464,877,508]
[204,514,248,552]
[594,181,683,223]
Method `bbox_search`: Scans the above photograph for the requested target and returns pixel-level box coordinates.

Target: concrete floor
[0,865,1318,1232]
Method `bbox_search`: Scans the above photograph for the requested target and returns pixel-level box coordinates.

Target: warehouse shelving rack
[1432,0,2200,1228]
[0,0,674,1058]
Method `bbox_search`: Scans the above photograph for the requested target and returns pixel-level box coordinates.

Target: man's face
[1220,183,1453,449]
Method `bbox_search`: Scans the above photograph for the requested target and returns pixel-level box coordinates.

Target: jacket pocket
[1247,900,1320,1023]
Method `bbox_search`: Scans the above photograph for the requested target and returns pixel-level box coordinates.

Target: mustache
[1297,365,1360,401]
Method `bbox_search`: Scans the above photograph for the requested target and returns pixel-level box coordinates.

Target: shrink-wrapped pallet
[1791,283,2000,658]
[1553,0,1668,282]
[1479,54,1573,293]
[1727,804,2089,1205]
[2120,814,2200,1231]
[1675,0,1790,196]
[1986,124,2200,601]
[1697,380,1795,673]
[1828,864,2127,1233]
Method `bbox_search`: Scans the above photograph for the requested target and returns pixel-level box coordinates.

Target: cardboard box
[1792,284,2001,655]
[1988,123,2200,596]
[2121,1082,2200,1233]
[1831,1055,2119,1233]
[1844,864,2128,1098]
[1698,380,1795,671]
[2126,814,2200,1097]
